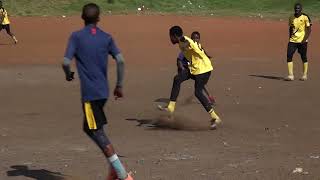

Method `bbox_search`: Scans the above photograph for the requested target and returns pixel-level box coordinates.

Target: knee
[83,124,92,136]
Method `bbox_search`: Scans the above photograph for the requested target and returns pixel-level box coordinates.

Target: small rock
[292,167,303,174]
[310,155,320,159]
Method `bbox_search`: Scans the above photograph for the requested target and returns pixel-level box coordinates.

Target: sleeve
[108,37,121,57]
[64,33,77,60]
[305,15,312,27]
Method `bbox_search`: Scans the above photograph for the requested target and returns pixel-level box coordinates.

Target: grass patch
[2,0,320,18]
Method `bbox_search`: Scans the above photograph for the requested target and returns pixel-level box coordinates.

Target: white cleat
[300,75,308,81]
[285,75,294,81]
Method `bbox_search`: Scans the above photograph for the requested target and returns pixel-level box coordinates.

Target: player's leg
[203,86,215,105]
[194,72,221,129]
[286,42,298,81]
[4,25,18,44]
[83,100,132,180]
[298,42,308,81]
[158,70,190,113]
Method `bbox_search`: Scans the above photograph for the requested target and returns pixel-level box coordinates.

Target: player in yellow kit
[159,26,221,129]
[0,1,18,44]
[286,3,312,81]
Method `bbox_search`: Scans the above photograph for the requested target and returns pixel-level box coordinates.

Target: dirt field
[1,15,320,180]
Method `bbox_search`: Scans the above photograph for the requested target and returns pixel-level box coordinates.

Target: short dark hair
[169,26,183,37]
[191,31,200,38]
[82,3,100,24]
[294,2,302,8]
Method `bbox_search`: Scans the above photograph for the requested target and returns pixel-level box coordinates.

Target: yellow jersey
[179,36,213,75]
[0,8,10,25]
[289,14,311,43]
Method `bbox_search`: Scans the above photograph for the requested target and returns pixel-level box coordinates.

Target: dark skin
[0,2,4,24]
[191,33,212,59]
[289,4,311,43]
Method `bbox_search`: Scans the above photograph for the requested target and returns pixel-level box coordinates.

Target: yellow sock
[287,62,293,76]
[209,109,220,120]
[167,101,176,113]
[303,62,308,76]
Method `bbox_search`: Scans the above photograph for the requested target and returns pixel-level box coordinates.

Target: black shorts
[82,99,107,130]
[0,24,11,33]
[287,42,308,62]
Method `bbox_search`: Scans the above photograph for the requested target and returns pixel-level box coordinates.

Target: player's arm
[109,38,125,99]
[179,37,190,51]
[114,53,125,88]
[288,17,293,39]
[202,47,212,59]
[62,33,76,81]
[0,12,4,24]
[302,16,312,43]
[62,58,74,81]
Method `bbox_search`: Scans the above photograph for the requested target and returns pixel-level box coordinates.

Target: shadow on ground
[126,113,210,131]
[249,74,285,81]
[7,165,66,180]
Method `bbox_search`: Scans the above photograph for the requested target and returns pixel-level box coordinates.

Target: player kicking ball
[159,26,221,129]
[176,31,216,105]
[62,3,133,180]
[286,3,312,81]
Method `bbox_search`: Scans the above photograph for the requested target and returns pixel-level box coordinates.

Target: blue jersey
[64,25,120,102]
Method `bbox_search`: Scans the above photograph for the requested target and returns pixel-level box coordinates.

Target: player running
[62,3,133,180]
[0,0,18,44]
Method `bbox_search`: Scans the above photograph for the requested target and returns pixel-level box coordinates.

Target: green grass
[3,0,320,18]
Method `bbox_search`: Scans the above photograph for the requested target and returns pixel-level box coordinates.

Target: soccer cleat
[12,36,18,44]
[107,168,118,180]
[285,75,294,81]
[210,121,217,130]
[157,105,173,113]
[300,75,308,81]
[210,118,222,130]
[124,174,134,180]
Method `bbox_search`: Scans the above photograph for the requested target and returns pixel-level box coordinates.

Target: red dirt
[1,15,320,180]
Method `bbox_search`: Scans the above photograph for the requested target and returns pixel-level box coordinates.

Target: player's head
[82,3,100,25]
[191,31,200,43]
[294,3,302,16]
[0,1,3,8]
[169,26,183,44]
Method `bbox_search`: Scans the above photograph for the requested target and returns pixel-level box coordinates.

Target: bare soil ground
[1,15,320,180]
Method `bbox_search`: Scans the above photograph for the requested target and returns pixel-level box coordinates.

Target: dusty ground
[1,15,320,180]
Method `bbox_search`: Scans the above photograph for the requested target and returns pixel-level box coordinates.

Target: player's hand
[114,86,123,100]
[66,72,75,81]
